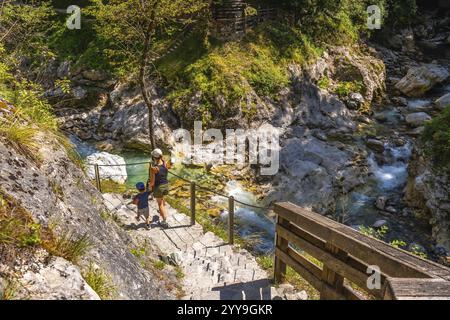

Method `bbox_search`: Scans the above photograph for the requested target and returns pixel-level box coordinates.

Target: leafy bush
[422,106,450,167]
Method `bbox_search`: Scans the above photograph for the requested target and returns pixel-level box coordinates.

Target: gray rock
[385,206,397,214]
[82,70,108,81]
[376,196,387,210]
[72,86,87,100]
[347,92,365,109]
[85,152,127,184]
[405,112,431,127]
[372,220,388,229]
[395,64,449,97]
[435,93,450,110]
[366,139,385,153]
[19,257,100,300]
[57,61,71,79]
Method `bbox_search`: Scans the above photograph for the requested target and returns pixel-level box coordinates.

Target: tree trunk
[139,1,158,151]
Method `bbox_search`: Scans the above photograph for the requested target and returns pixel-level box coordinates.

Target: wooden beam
[274,202,450,280]
[276,224,383,299]
[383,278,450,300]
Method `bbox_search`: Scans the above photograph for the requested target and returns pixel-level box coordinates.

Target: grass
[0,194,42,248]
[82,263,116,300]
[153,260,166,271]
[0,119,40,156]
[0,277,19,300]
[43,231,92,264]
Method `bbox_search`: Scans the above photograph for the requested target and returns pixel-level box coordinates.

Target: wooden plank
[275,247,324,292]
[384,278,450,300]
[321,242,346,300]
[287,247,322,280]
[284,220,389,286]
[275,202,450,279]
[277,224,383,299]
[274,215,289,283]
[277,246,367,300]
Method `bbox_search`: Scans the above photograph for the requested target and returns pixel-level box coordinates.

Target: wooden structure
[211,0,277,40]
[273,202,450,300]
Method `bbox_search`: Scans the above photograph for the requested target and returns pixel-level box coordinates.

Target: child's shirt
[133,191,150,209]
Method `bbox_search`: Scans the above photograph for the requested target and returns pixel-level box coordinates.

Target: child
[132,182,151,229]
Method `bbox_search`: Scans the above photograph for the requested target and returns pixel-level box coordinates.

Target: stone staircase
[102,193,306,300]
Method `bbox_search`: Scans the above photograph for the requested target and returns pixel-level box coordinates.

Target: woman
[149,148,170,229]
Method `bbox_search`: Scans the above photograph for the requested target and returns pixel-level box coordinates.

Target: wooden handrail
[273,202,450,300]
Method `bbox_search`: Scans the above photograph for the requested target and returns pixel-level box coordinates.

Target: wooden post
[274,215,289,283]
[228,196,235,245]
[94,164,102,193]
[190,182,196,226]
[320,242,348,300]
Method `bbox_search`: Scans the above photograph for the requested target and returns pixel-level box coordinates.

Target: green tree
[0,1,55,79]
[88,0,209,149]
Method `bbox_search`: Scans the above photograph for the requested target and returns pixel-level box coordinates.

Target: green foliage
[358,225,389,240]
[317,76,331,90]
[422,106,450,167]
[389,239,407,249]
[153,260,166,270]
[0,1,56,71]
[335,81,364,97]
[166,23,323,125]
[82,263,116,300]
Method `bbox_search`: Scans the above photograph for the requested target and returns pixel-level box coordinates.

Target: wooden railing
[273,202,450,300]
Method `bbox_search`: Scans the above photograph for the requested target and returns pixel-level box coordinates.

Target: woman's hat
[151,148,163,158]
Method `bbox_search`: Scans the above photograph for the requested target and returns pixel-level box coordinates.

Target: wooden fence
[273,202,450,300]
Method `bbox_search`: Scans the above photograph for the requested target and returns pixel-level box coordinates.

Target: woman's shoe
[160,221,169,229]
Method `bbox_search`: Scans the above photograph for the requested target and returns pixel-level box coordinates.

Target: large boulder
[18,257,100,300]
[405,112,431,127]
[86,152,127,184]
[435,93,450,110]
[395,64,449,97]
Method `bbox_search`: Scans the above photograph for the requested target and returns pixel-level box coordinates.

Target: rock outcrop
[0,132,175,299]
[395,64,449,97]
[405,150,450,253]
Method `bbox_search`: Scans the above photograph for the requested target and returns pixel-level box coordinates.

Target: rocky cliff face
[0,124,175,299]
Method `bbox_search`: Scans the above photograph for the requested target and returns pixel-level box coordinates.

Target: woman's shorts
[154,184,169,198]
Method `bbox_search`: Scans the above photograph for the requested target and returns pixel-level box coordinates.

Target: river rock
[347,92,365,109]
[435,93,450,110]
[395,64,449,97]
[372,220,388,229]
[385,206,397,214]
[392,96,408,106]
[405,112,431,127]
[86,152,127,184]
[376,196,387,210]
[366,139,385,153]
